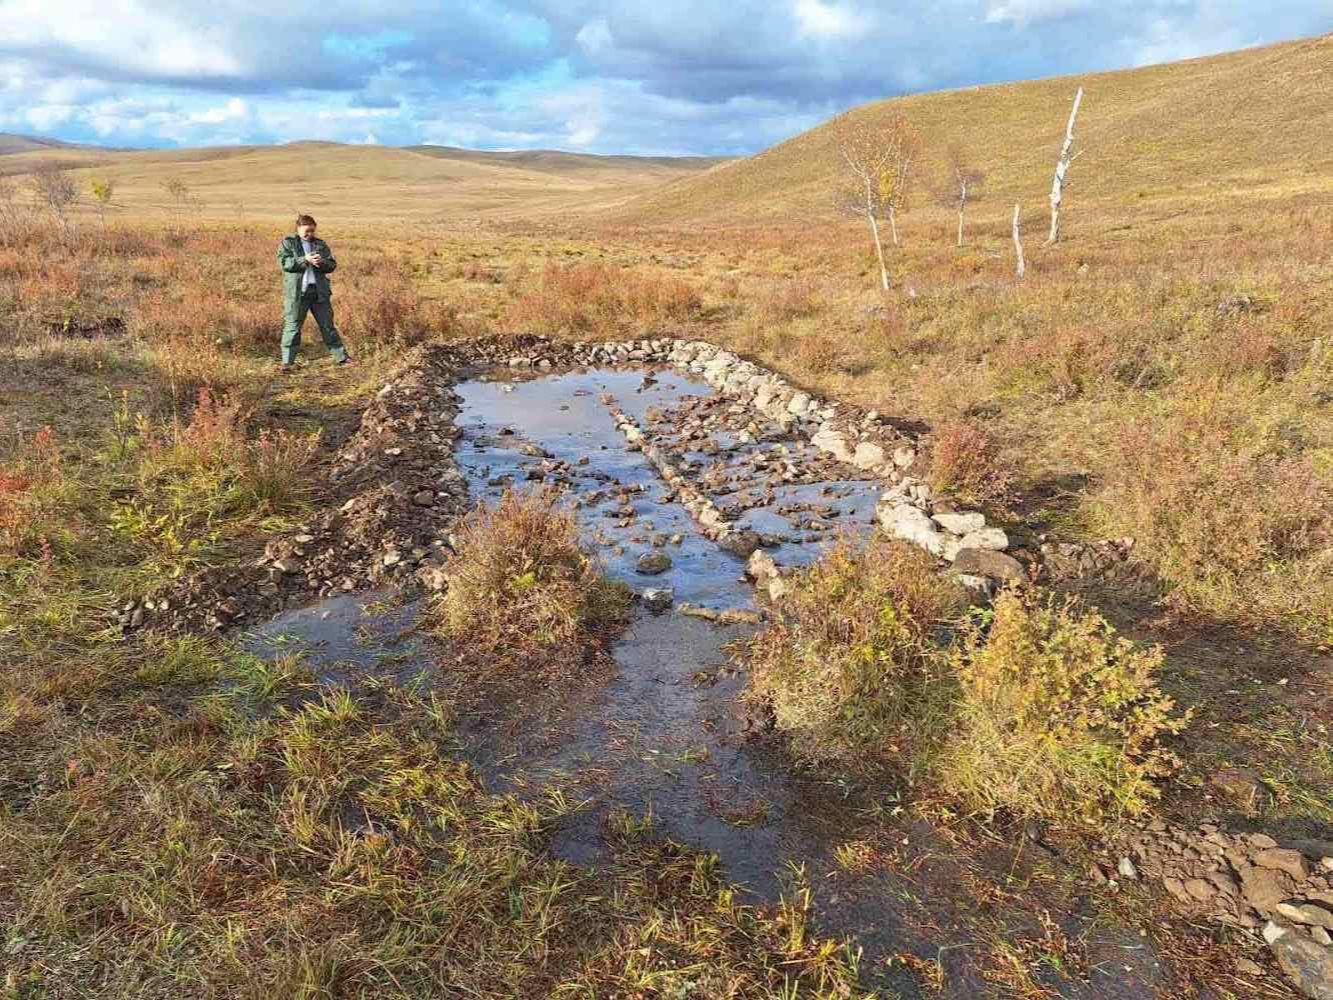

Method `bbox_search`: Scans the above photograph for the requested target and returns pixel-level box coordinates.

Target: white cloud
[576,17,614,54]
[793,0,871,40]
[0,0,245,80]
[187,97,250,125]
[984,0,1096,27]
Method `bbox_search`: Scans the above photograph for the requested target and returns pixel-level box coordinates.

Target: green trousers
[281,293,347,364]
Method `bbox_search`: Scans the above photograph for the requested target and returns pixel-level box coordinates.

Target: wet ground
[243,365,1174,997]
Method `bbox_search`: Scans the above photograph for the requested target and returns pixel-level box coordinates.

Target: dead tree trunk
[862,175,890,290]
[1046,86,1083,245]
[1013,203,1026,279]
[886,205,900,247]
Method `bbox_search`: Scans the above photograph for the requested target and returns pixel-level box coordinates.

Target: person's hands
[306,253,323,266]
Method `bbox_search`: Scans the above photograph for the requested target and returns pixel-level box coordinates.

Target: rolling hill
[0,139,724,225]
[624,33,1333,224]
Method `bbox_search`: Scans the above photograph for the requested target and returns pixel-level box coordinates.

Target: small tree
[1046,87,1084,245]
[938,145,986,247]
[90,177,115,226]
[29,162,80,240]
[835,111,923,290]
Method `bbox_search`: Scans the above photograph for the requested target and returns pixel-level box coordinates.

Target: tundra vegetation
[1,32,1331,997]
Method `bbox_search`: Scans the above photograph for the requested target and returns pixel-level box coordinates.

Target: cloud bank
[0,1,1327,154]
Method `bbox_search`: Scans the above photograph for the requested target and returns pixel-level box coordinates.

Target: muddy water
[244,365,1169,997]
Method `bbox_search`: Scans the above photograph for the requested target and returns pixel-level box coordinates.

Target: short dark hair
[295,213,317,228]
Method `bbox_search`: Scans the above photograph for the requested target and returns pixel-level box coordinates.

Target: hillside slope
[626,33,1333,224]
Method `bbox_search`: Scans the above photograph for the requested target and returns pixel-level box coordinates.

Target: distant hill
[405,145,731,175]
[622,33,1333,224]
[0,132,106,155]
[0,138,725,223]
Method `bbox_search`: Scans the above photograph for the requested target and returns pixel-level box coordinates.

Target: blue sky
[0,1,1328,155]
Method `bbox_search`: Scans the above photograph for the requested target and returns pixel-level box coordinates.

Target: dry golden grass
[0,140,722,227]
[434,488,630,657]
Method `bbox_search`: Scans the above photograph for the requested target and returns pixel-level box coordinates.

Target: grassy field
[0,141,722,225]
[2,32,1332,998]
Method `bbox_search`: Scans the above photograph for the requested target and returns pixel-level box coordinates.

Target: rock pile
[1118,822,1333,998]
[118,349,471,634]
[874,478,1030,592]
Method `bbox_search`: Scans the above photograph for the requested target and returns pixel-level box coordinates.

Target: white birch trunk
[1013,203,1026,279]
[1046,86,1083,245]
[887,205,899,247]
[869,212,890,290]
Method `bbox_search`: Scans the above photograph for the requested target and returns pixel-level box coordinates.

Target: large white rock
[787,392,812,415]
[959,527,1009,551]
[811,428,856,464]
[877,503,946,556]
[852,442,886,471]
[933,511,986,535]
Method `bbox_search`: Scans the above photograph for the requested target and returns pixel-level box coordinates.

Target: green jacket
[278,234,337,305]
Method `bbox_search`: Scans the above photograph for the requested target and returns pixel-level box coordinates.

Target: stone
[951,548,1026,583]
[811,428,856,464]
[678,602,718,621]
[1118,856,1139,880]
[958,527,1009,552]
[640,588,675,613]
[787,392,812,416]
[852,442,886,471]
[746,549,778,582]
[1240,864,1294,910]
[1277,904,1333,931]
[1268,925,1333,1000]
[1236,958,1264,977]
[892,446,916,468]
[413,489,435,506]
[1314,927,1333,947]
[273,558,302,575]
[1255,848,1310,881]
[636,552,672,575]
[382,551,403,568]
[767,575,791,601]
[719,530,762,559]
[1183,878,1216,902]
[878,503,946,556]
[933,511,986,535]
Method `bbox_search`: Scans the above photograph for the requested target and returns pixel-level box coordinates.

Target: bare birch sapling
[1013,203,1026,278]
[1046,87,1084,245]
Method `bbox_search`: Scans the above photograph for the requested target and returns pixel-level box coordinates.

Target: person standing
[277,214,351,372]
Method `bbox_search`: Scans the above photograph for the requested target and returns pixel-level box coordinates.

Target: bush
[940,589,1188,827]
[926,418,1014,502]
[436,489,629,656]
[744,539,967,766]
[0,425,66,559]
